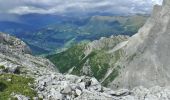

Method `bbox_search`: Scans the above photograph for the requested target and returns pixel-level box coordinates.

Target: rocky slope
[109,0,170,90]
[1,30,170,100]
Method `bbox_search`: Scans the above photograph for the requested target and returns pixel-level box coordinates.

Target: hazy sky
[0,0,163,15]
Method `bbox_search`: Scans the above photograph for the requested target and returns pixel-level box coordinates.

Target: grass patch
[71,51,96,75]
[0,74,37,100]
[0,65,5,70]
[47,43,87,73]
[102,66,121,87]
[89,50,111,80]
[47,42,123,83]
[47,39,125,85]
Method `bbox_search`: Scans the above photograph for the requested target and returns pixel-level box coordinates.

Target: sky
[0,0,163,15]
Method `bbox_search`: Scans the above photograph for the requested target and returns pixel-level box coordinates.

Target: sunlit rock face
[163,0,170,6]
[110,0,170,89]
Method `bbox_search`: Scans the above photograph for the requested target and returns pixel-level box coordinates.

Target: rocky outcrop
[0,32,58,76]
[84,35,129,55]
[0,32,31,54]
[110,0,170,89]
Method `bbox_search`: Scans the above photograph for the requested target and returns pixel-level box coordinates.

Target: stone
[33,97,39,100]
[7,65,20,74]
[61,85,72,95]
[75,86,82,96]
[38,85,45,91]
[13,94,30,100]
[75,89,82,96]
[88,84,102,92]
[78,82,85,89]
[49,89,63,100]
[90,77,99,86]
[38,94,44,99]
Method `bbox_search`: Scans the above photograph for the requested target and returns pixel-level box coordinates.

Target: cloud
[0,0,163,15]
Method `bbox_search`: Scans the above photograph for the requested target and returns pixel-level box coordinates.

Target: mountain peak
[109,0,170,89]
[163,0,170,6]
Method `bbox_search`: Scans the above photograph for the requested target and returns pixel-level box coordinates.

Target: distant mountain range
[0,14,148,55]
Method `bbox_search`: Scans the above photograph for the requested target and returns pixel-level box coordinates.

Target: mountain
[19,15,148,55]
[110,0,170,89]
[45,15,147,86]
[1,0,170,98]
[1,32,170,100]
[0,14,89,35]
[2,1,170,99]
[47,0,170,91]
[0,32,116,99]
[47,35,129,86]
[0,21,35,35]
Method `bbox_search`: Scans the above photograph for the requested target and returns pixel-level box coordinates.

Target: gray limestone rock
[13,94,30,100]
[110,0,170,90]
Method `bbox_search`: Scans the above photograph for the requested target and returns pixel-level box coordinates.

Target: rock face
[0,32,31,54]
[110,0,170,89]
[84,35,129,55]
[0,32,57,76]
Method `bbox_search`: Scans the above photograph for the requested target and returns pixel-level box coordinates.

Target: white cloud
[152,0,163,4]
[0,0,163,15]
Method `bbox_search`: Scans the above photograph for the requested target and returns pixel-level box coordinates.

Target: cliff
[110,0,170,89]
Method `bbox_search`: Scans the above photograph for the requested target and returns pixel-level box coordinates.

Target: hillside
[47,35,128,86]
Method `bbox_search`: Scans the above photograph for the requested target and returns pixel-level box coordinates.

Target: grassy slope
[47,42,124,85]
[0,74,37,100]
[88,50,111,80]
[47,43,87,73]
[123,15,148,34]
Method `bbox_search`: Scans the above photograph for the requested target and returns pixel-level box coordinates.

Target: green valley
[20,15,148,55]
